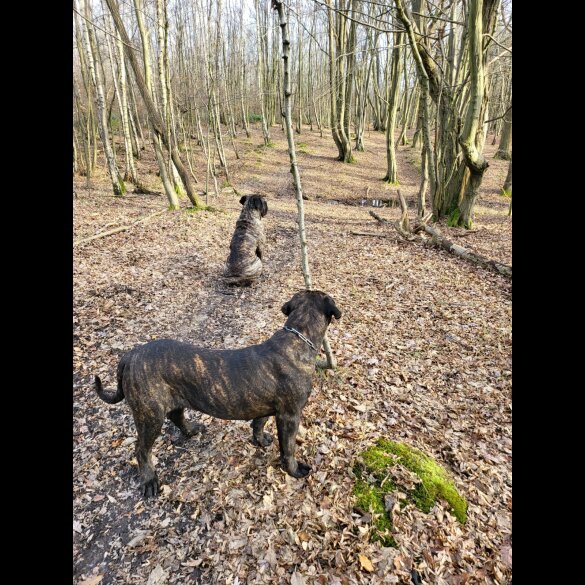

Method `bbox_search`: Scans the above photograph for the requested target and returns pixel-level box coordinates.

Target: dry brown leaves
[73,126,511,584]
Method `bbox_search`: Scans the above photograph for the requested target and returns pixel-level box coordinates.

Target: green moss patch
[353,439,467,545]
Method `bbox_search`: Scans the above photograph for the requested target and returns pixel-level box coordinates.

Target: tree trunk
[502,158,512,194]
[254,0,271,145]
[106,0,203,208]
[495,103,512,160]
[76,0,125,196]
[384,31,403,184]
[272,0,336,369]
[449,0,491,229]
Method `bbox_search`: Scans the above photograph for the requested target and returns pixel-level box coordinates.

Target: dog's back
[118,337,297,421]
[223,195,267,285]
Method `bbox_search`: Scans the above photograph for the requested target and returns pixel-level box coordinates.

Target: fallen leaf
[358,554,374,572]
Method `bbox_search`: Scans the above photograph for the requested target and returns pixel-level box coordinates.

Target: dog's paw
[143,476,160,498]
[252,432,273,448]
[288,462,312,478]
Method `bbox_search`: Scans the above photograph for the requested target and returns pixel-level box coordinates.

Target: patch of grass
[254,142,275,154]
[353,439,467,546]
[297,142,309,153]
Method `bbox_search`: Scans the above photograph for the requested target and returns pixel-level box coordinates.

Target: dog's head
[281,290,342,324]
[240,195,268,218]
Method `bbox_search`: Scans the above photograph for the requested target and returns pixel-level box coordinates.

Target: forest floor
[73,124,512,585]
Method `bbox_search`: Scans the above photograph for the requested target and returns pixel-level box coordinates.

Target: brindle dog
[223,194,268,286]
[95,290,341,497]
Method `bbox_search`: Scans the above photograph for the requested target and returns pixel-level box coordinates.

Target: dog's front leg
[251,416,273,447]
[276,413,311,478]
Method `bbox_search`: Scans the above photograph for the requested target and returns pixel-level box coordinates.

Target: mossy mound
[353,439,467,546]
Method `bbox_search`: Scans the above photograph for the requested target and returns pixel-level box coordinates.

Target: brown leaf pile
[73,126,511,584]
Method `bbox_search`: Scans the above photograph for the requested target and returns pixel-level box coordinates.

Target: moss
[297,142,309,153]
[114,178,126,197]
[353,479,396,547]
[501,189,512,198]
[447,207,461,227]
[353,439,467,546]
[185,204,216,214]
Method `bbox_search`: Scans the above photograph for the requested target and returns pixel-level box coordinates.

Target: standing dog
[223,194,268,286]
[95,290,341,497]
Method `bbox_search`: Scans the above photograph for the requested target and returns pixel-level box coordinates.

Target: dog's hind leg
[134,413,164,497]
[167,408,205,437]
[251,416,273,447]
[276,413,311,478]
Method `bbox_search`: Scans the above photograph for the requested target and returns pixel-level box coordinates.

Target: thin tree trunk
[395,0,436,215]
[384,31,403,184]
[272,0,336,369]
[132,0,179,208]
[495,103,512,160]
[502,158,512,194]
[76,0,125,196]
[107,0,203,207]
[255,0,271,145]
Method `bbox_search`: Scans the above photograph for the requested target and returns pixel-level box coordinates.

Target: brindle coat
[94,290,342,497]
[223,195,268,286]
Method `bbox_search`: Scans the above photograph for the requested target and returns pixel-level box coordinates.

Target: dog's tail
[94,359,126,404]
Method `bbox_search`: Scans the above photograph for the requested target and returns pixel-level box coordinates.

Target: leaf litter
[73,127,511,584]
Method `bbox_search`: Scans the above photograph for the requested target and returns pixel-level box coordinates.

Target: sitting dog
[95,290,341,497]
[223,194,268,286]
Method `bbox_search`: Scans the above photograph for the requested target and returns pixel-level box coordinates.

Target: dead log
[73,210,167,248]
[415,222,512,278]
[369,209,512,278]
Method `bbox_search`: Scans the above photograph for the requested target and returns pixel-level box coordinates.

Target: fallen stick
[369,210,390,224]
[451,230,479,237]
[73,210,167,248]
[350,231,392,238]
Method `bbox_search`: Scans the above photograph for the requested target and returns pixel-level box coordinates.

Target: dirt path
[74,126,511,584]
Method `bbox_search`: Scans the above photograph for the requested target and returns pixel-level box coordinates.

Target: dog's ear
[281,300,293,316]
[239,195,248,205]
[261,198,268,217]
[324,296,342,320]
